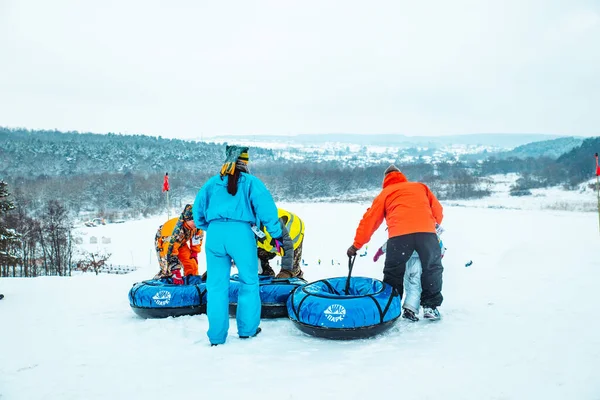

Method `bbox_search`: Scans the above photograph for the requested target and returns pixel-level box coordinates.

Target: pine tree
[0,181,20,275]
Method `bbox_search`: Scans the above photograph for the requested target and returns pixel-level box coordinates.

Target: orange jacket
[352,171,443,249]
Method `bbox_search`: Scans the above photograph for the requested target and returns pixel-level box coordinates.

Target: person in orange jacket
[347,165,444,320]
[154,204,204,284]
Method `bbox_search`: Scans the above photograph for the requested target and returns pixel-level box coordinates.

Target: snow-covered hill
[2,201,599,400]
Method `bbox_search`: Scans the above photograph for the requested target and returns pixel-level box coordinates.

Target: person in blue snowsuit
[193,145,283,346]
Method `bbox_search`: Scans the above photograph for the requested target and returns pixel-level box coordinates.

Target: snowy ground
[2,201,600,400]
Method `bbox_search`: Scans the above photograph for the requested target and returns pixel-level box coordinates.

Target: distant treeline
[1,127,599,219]
[479,136,600,193]
[4,162,493,222]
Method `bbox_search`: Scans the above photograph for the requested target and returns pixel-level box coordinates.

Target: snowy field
[1,201,600,400]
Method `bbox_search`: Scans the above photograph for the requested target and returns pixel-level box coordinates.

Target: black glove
[347,245,358,257]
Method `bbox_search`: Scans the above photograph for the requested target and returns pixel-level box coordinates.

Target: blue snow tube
[287,277,401,340]
[129,275,207,319]
[229,274,308,318]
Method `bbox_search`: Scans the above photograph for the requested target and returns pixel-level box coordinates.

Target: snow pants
[176,244,199,276]
[205,221,260,345]
[383,232,443,308]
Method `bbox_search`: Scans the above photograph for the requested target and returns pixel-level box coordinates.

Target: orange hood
[352,171,443,249]
[382,171,408,188]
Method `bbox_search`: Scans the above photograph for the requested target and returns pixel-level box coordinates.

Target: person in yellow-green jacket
[257,209,305,279]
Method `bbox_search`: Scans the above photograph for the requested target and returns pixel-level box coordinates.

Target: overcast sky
[0,0,598,139]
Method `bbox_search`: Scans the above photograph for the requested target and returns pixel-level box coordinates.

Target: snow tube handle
[271,278,293,284]
[344,255,356,295]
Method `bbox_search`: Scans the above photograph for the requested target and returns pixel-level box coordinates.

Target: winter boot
[275,268,304,279]
[402,308,419,322]
[423,306,441,321]
[240,327,262,339]
[275,269,293,279]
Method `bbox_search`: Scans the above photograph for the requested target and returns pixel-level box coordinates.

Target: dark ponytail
[227,168,241,196]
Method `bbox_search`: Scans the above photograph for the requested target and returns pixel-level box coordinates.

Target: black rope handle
[271,278,293,284]
[345,255,356,295]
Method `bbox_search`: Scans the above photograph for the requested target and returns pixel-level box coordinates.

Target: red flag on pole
[596,154,600,176]
[162,173,170,192]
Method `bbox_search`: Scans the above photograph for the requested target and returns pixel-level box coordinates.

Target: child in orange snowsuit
[154,204,204,283]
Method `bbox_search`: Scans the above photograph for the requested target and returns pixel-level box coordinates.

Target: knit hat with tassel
[220,145,249,176]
